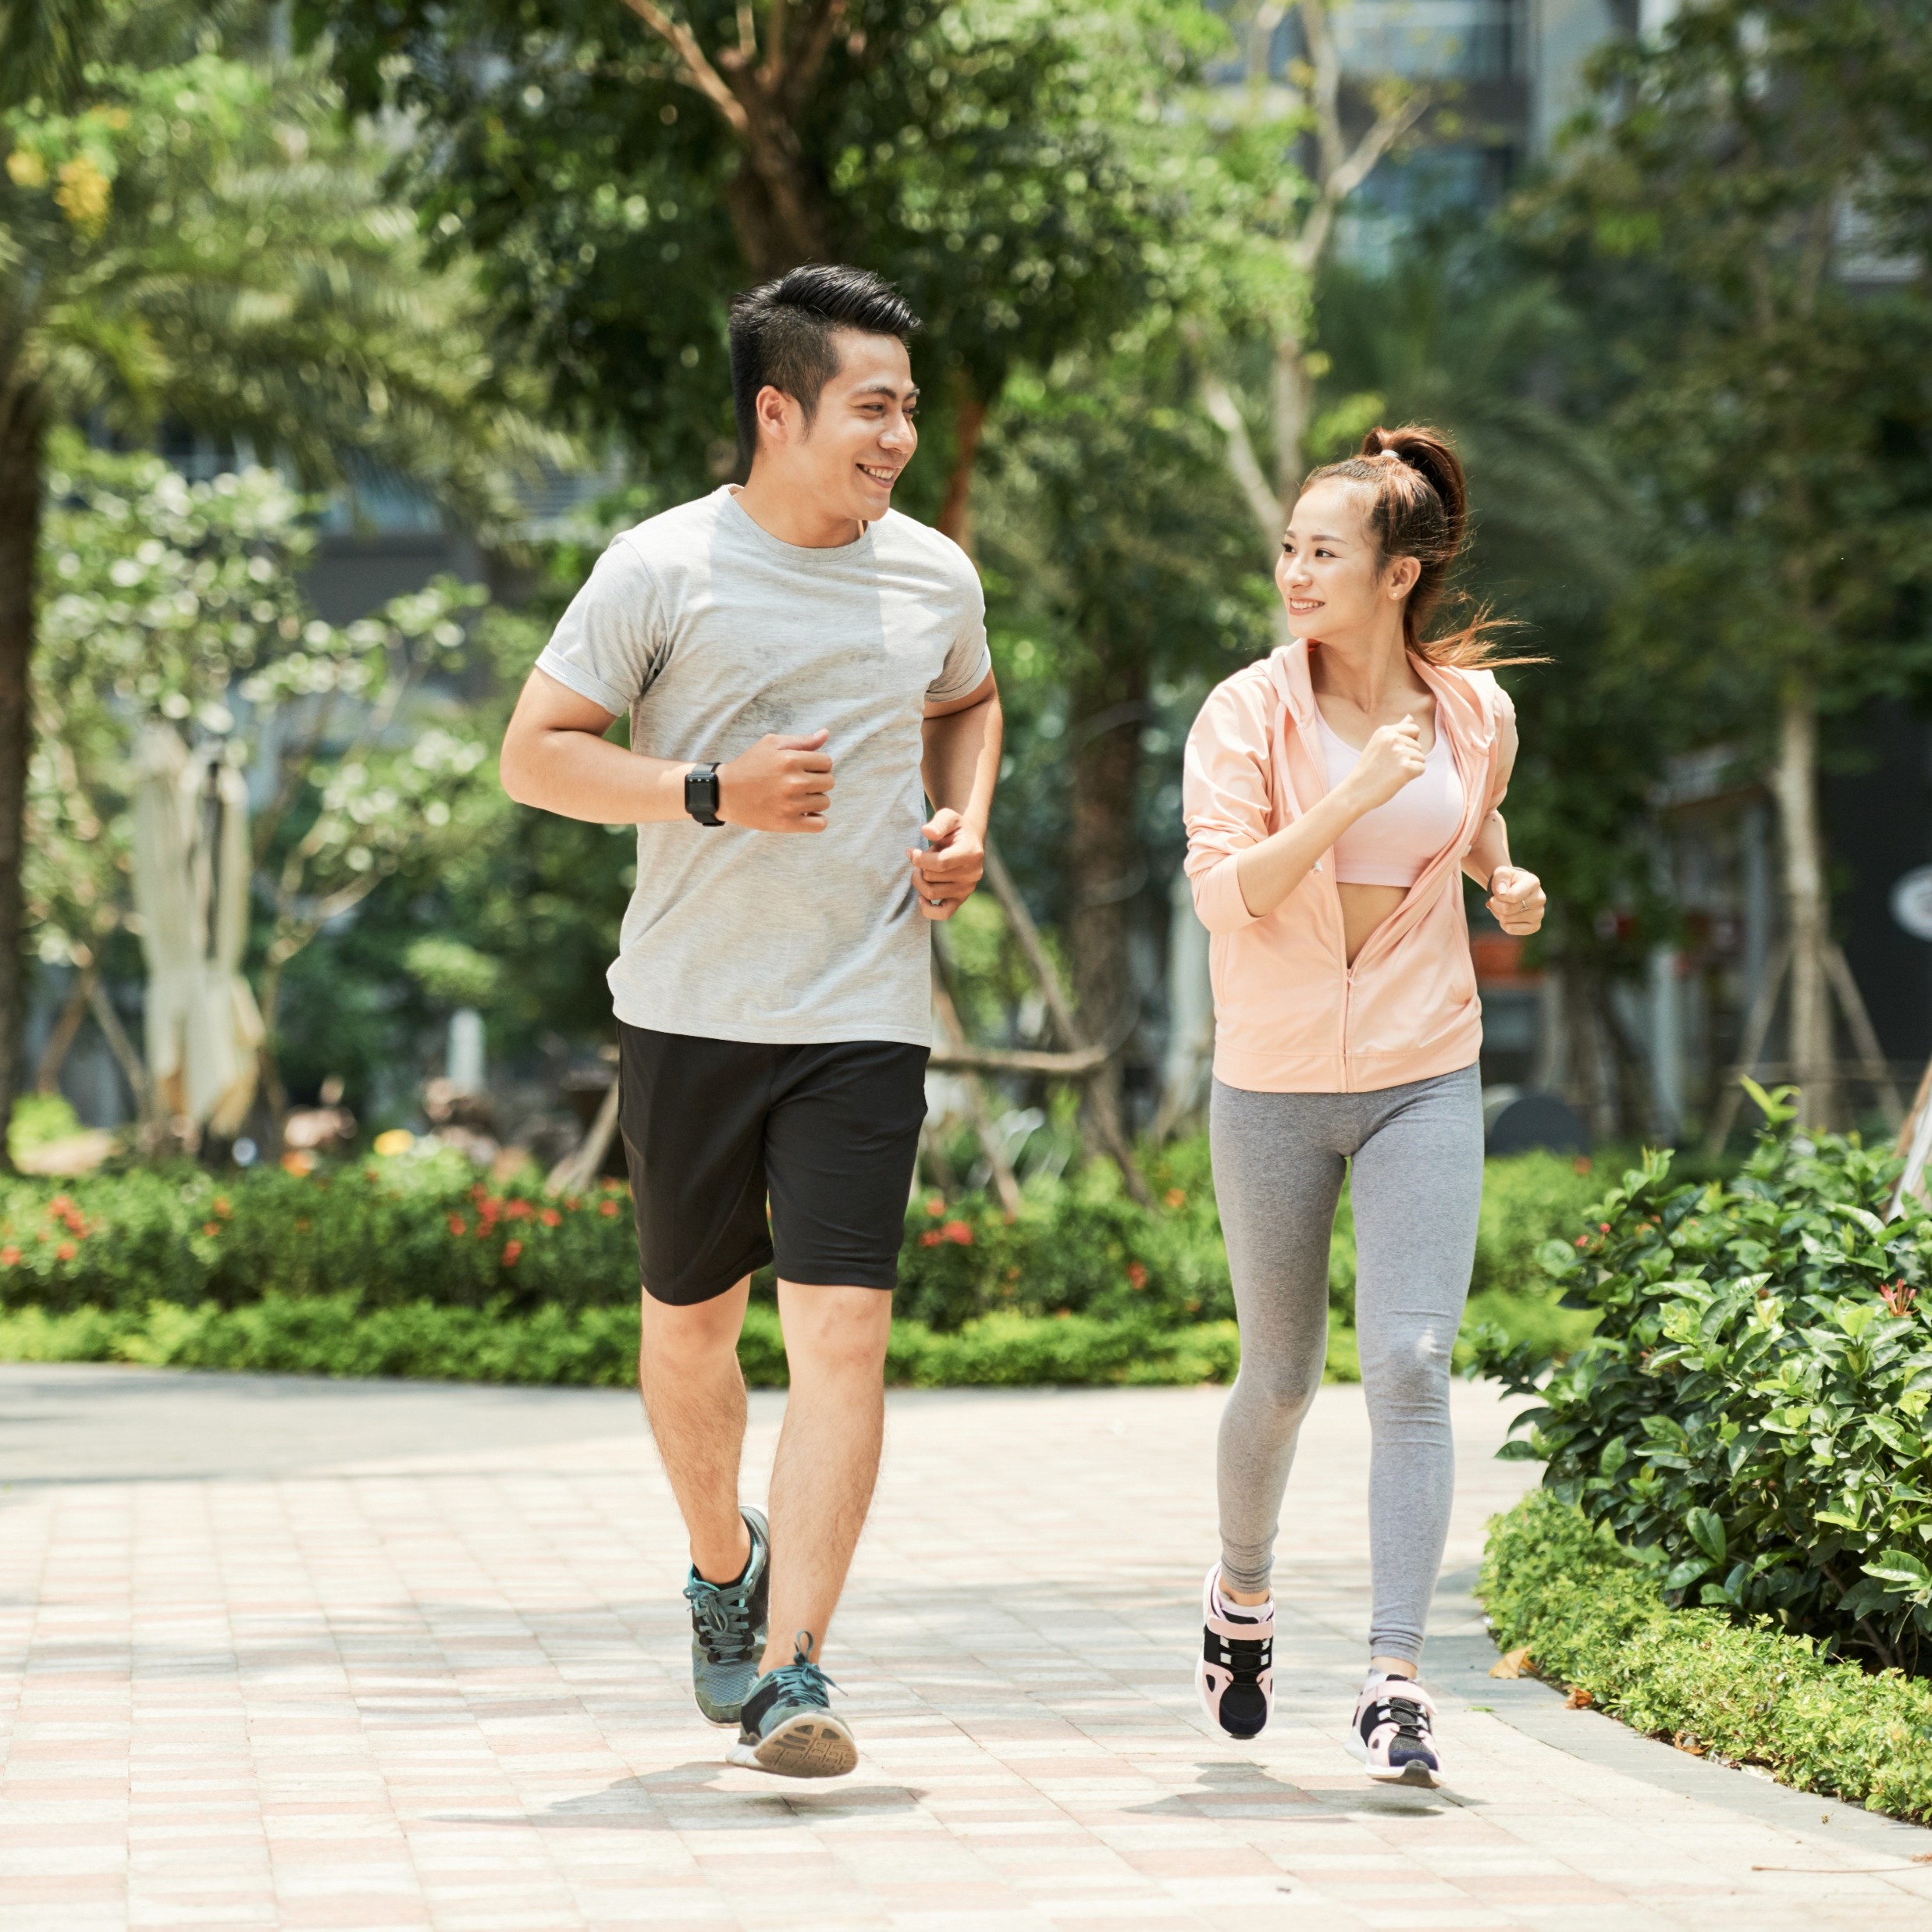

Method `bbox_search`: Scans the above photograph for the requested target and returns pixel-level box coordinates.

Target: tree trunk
[1272,332,1313,507]
[1066,660,1147,1161]
[724,156,825,279]
[1774,676,1834,1126]
[935,393,986,552]
[0,393,42,1172]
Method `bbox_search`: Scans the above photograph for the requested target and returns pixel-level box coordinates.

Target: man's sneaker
[1348,1674,1443,1786]
[1196,1564,1273,1740]
[683,1506,770,1726]
[727,1632,857,1778]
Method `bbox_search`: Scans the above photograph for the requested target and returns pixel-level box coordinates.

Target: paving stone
[4,1366,1932,1929]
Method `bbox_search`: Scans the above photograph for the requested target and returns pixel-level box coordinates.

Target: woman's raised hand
[1345,716,1428,811]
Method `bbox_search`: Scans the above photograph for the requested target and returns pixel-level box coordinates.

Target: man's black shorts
[617,1024,929,1306]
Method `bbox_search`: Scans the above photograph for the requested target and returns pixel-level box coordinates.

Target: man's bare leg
[758,1282,891,1671]
[638,1276,753,1584]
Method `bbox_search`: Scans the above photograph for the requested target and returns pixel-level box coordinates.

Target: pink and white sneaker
[1349,1674,1442,1786]
[1196,1566,1273,1740]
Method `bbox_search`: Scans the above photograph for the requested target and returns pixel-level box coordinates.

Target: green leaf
[1663,1556,1712,1592]
[1685,1507,1726,1564]
[1863,1550,1932,1589]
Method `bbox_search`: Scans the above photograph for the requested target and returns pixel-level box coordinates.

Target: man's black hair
[728,264,921,464]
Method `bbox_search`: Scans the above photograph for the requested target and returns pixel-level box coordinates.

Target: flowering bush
[1471,1090,1932,1676]
[0,1149,1235,1333]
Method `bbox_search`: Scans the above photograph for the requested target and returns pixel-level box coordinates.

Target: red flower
[55,1241,76,1261]
[1126,1261,1148,1289]
[941,1219,973,1246]
[213,1197,231,1218]
[48,1195,75,1217]
[1164,1187,1187,1209]
[1575,1235,1589,1249]
[1881,1279,1919,1318]
[924,1197,945,1218]
[502,1240,523,1265]
[600,1199,618,1217]
[539,1208,560,1228]
[449,1215,466,1236]
[920,1229,942,1247]
[1599,1222,1611,1233]
[0,1247,18,1266]
[506,1199,532,1220]
[201,1222,220,1237]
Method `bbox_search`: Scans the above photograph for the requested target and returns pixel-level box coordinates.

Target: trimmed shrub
[1483,1488,1932,1823]
[0,1294,1240,1389]
[1471,1094,1932,1676]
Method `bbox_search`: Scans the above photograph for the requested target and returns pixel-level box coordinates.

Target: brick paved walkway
[3,1363,1930,1930]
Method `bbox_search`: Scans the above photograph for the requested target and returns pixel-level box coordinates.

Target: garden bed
[1482,1488,1932,1823]
[0,1141,1594,1387]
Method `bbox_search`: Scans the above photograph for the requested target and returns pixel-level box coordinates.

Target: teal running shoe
[726,1632,856,1778]
[683,1506,769,1726]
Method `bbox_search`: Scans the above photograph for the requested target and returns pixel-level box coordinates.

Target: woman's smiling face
[1276,477,1416,642]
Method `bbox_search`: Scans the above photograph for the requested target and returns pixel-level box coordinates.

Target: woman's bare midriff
[1339,882,1407,966]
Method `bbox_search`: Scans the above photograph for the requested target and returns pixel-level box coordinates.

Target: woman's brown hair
[1300,425,1540,670]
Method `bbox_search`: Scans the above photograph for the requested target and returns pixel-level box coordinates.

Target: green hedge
[0,1149,1233,1332]
[1471,1101,1932,1674]
[0,1294,1242,1389]
[0,1140,1591,1389]
[1483,1487,1932,1823]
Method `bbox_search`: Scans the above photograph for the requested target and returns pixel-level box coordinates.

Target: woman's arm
[1460,708,1545,934]
[1233,719,1428,921]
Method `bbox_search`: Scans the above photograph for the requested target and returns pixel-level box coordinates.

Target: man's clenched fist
[717,730,834,832]
[908,808,985,921]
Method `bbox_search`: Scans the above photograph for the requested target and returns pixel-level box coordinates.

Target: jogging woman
[1181,425,1545,1786]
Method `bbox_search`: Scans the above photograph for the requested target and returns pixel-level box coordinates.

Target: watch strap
[684,762,723,827]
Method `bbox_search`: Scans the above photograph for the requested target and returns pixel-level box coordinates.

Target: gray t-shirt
[535,486,991,1047]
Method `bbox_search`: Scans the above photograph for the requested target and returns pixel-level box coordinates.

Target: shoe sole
[1347,1727,1443,1788]
[727,1710,858,1779]
[1195,1657,1268,1740]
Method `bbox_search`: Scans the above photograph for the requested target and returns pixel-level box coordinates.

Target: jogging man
[499,265,1000,1779]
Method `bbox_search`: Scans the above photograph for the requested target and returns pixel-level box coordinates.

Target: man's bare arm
[910,671,1002,921]
[499,667,835,831]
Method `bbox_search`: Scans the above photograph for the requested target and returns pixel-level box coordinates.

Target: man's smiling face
[785,329,919,525]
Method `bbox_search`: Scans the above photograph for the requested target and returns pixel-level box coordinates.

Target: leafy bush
[1472,1094,1932,1675]
[1483,1487,1932,1823]
[8,1094,86,1159]
[0,1153,1238,1333]
[0,1295,1240,1389]
[0,1152,640,1315]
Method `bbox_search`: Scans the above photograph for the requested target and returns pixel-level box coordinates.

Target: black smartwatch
[684,761,723,827]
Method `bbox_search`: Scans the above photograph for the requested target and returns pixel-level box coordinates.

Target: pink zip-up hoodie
[1183,639,1515,1094]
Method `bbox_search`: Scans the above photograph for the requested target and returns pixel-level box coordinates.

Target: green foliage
[403,938,502,1011]
[0,1153,1244,1332]
[1471,1105,1932,1674]
[0,1293,1240,1390]
[30,435,496,994]
[1482,1488,1932,1824]
[1521,1,1932,725]
[2,47,560,511]
[6,1093,84,1158]
[313,0,1254,491]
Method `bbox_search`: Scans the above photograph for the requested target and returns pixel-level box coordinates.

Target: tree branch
[614,0,751,137]
[1199,370,1287,547]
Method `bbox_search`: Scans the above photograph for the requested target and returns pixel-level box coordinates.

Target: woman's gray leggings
[1210,1065,1483,1663]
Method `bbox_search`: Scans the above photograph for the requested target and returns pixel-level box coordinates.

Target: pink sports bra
[1318,710,1464,888]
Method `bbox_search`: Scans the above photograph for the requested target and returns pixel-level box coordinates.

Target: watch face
[686,765,720,822]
